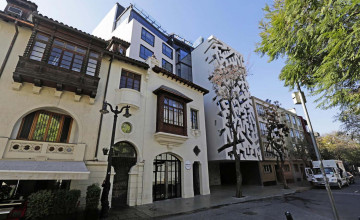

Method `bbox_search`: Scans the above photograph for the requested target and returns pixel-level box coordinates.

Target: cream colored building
[251,96,307,185]
[0,0,210,207]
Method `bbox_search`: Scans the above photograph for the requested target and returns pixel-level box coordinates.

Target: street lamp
[99,101,131,218]
[292,83,339,220]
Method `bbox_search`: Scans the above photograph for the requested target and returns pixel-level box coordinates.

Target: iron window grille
[263,165,272,173]
[163,98,184,127]
[190,109,199,130]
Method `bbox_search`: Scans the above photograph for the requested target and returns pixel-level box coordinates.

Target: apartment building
[192,36,262,186]
[92,3,194,82]
[251,96,309,185]
[0,0,210,207]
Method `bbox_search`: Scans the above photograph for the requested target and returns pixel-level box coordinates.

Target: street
[165,178,360,220]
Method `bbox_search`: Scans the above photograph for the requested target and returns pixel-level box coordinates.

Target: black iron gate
[153,153,181,201]
[111,142,137,207]
[193,162,200,195]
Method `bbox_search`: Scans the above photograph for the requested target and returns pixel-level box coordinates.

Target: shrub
[64,189,81,214]
[86,184,101,210]
[26,190,53,219]
[52,190,67,215]
[51,189,81,215]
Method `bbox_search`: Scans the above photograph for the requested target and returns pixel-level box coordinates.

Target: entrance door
[193,162,200,195]
[153,153,181,201]
[111,142,137,207]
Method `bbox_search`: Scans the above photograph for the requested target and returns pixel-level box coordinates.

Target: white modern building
[93,3,194,82]
[192,36,263,186]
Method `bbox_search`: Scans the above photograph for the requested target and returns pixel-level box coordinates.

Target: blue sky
[0,0,341,135]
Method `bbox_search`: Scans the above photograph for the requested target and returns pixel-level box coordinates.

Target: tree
[256,0,360,112]
[336,109,360,141]
[209,64,247,198]
[263,101,290,189]
[288,136,313,167]
[317,131,360,169]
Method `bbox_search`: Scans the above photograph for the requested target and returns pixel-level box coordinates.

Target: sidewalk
[108,182,312,220]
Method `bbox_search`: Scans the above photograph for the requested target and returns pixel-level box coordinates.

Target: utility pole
[293,83,340,220]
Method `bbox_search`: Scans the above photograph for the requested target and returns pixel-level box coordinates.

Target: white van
[310,160,349,188]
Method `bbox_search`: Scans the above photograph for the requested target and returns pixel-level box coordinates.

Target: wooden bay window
[154,86,192,136]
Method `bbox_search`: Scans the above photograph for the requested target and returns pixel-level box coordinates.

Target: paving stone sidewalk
[108,182,312,220]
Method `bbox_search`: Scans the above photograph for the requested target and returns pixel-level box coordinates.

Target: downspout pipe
[95,55,114,159]
[0,21,18,78]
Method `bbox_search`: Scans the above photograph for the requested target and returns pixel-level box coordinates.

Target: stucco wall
[97,56,210,205]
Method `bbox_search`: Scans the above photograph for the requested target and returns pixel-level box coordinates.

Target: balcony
[2,139,86,161]
[154,132,188,147]
[13,56,100,98]
[115,88,141,109]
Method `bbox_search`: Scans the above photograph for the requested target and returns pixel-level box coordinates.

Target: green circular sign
[121,122,132,133]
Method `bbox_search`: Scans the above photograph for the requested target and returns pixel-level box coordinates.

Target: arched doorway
[153,153,181,201]
[111,141,137,207]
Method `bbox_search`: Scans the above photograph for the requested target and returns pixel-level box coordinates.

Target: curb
[152,186,313,219]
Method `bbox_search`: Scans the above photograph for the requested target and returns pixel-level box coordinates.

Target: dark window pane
[141,28,155,46]
[139,45,153,60]
[119,70,141,91]
[60,117,72,143]
[18,112,35,139]
[162,59,173,72]
[162,43,173,59]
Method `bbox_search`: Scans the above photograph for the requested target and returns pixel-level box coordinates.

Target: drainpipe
[0,21,19,78]
[95,55,114,159]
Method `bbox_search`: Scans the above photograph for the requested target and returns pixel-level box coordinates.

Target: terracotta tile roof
[153,85,193,103]
[152,65,209,95]
[33,13,107,44]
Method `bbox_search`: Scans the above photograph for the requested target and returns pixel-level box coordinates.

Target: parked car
[346,172,355,184]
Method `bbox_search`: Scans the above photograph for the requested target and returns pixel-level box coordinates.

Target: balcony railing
[3,139,86,161]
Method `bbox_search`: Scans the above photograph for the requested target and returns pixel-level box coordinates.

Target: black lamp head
[102,147,109,155]
[100,102,109,114]
[123,106,131,118]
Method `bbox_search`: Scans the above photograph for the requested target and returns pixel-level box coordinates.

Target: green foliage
[0,185,12,200]
[52,189,81,215]
[256,0,360,112]
[26,190,53,219]
[337,109,360,140]
[26,189,80,219]
[86,184,101,210]
[317,131,360,166]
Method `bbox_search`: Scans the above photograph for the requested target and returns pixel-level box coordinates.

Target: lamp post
[99,101,131,218]
[292,83,339,220]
